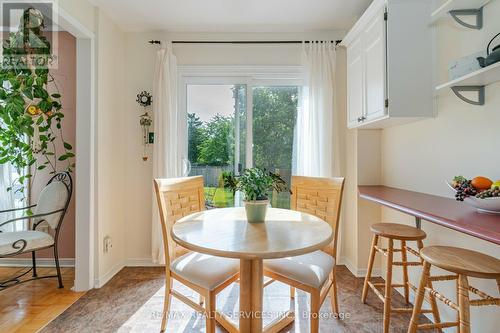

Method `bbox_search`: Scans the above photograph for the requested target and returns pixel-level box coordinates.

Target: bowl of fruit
[448,176,500,214]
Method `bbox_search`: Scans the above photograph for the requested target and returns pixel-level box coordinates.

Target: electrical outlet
[103,236,112,253]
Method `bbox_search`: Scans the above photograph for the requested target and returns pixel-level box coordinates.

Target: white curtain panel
[294,41,340,178]
[151,44,182,264]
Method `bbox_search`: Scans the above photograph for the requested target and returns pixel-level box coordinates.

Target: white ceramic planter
[243,199,269,223]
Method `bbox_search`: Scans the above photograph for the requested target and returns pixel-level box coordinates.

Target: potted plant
[0,8,74,204]
[223,168,288,223]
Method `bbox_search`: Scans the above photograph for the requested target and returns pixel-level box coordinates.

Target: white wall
[122,31,344,263]
[50,0,129,289]
[122,32,160,264]
[94,9,127,286]
[340,128,383,276]
[59,0,96,33]
[379,1,500,331]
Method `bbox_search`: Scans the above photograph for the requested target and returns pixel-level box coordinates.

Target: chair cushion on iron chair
[34,181,68,229]
[170,252,239,290]
[264,250,335,289]
[0,231,54,256]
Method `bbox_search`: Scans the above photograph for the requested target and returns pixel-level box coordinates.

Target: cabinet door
[347,36,364,128]
[363,9,387,122]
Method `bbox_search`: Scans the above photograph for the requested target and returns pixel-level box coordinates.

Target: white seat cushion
[0,231,54,256]
[34,181,68,229]
[264,251,335,289]
[171,252,239,290]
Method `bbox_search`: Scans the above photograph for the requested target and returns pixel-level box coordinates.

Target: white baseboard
[0,258,75,267]
[338,256,381,278]
[94,260,124,288]
[125,258,163,267]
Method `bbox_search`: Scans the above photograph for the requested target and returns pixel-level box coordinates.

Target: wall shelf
[430,0,490,28]
[435,61,500,105]
[436,61,500,91]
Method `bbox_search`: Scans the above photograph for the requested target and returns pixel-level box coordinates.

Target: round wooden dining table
[171,207,333,333]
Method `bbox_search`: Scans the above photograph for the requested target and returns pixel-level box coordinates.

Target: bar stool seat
[408,246,500,333]
[420,246,500,279]
[370,223,426,241]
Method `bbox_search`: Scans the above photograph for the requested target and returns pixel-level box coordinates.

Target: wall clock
[136,91,152,107]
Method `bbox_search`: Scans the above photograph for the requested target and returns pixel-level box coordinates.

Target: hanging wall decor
[136,91,153,161]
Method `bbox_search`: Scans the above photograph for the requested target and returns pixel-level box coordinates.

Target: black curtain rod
[148,40,341,45]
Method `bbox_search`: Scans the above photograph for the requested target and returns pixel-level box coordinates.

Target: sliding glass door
[252,86,298,208]
[186,84,246,207]
[184,77,300,208]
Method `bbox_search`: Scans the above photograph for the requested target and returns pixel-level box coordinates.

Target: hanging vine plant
[0,7,74,202]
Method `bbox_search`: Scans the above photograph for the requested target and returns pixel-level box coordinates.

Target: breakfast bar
[358,185,500,245]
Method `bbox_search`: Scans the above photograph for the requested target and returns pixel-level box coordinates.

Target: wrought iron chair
[0,171,73,290]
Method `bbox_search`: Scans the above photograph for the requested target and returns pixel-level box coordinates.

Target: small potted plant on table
[223,168,288,223]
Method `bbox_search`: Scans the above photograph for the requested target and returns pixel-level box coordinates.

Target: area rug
[40,266,431,333]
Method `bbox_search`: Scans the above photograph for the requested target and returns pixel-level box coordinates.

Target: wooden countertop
[358,185,500,245]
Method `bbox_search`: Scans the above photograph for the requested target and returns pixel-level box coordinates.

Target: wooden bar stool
[362,223,442,333]
[408,246,500,333]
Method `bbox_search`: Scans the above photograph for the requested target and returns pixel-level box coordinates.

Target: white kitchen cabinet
[343,0,435,129]
[347,36,364,126]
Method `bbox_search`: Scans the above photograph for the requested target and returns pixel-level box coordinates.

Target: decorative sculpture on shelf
[136,91,153,161]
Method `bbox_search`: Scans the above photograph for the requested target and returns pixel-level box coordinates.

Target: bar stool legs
[362,235,379,303]
[407,262,430,333]
[363,235,421,333]
[415,240,442,330]
[401,240,410,304]
[458,275,471,333]
[383,239,394,333]
[362,223,441,333]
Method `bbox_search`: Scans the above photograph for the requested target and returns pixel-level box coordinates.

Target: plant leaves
[58,152,75,161]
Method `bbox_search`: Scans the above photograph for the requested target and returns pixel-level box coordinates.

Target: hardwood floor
[0,267,85,333]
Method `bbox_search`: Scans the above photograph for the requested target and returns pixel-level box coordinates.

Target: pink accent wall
[28,32,77,259]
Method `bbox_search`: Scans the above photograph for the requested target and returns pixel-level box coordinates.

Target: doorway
[57,10,95,292]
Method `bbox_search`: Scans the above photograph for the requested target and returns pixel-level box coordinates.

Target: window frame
[178,65,304,171]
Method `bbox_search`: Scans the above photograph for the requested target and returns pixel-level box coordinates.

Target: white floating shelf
[430,0,490,22]
[436,61,500,93]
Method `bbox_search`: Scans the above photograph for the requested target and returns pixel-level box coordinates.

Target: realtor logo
[1,0,59,69]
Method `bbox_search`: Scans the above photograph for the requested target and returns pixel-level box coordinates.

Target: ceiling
[89,0,372,32]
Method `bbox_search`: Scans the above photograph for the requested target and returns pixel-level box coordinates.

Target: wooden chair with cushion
[154,176,240,333]
[263,176,345,333]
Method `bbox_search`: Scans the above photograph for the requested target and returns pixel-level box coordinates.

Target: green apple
[491,181,500,189]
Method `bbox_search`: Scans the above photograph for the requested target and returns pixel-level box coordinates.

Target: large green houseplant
[0,8,74,202]
[223,168,288,223]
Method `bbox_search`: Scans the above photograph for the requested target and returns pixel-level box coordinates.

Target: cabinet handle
[357,116,367,122]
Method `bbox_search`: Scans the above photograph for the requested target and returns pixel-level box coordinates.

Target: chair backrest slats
[154,176,205,265]
[290,176,345,259]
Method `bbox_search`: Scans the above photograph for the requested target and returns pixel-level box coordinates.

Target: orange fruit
[471,176,493,191]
